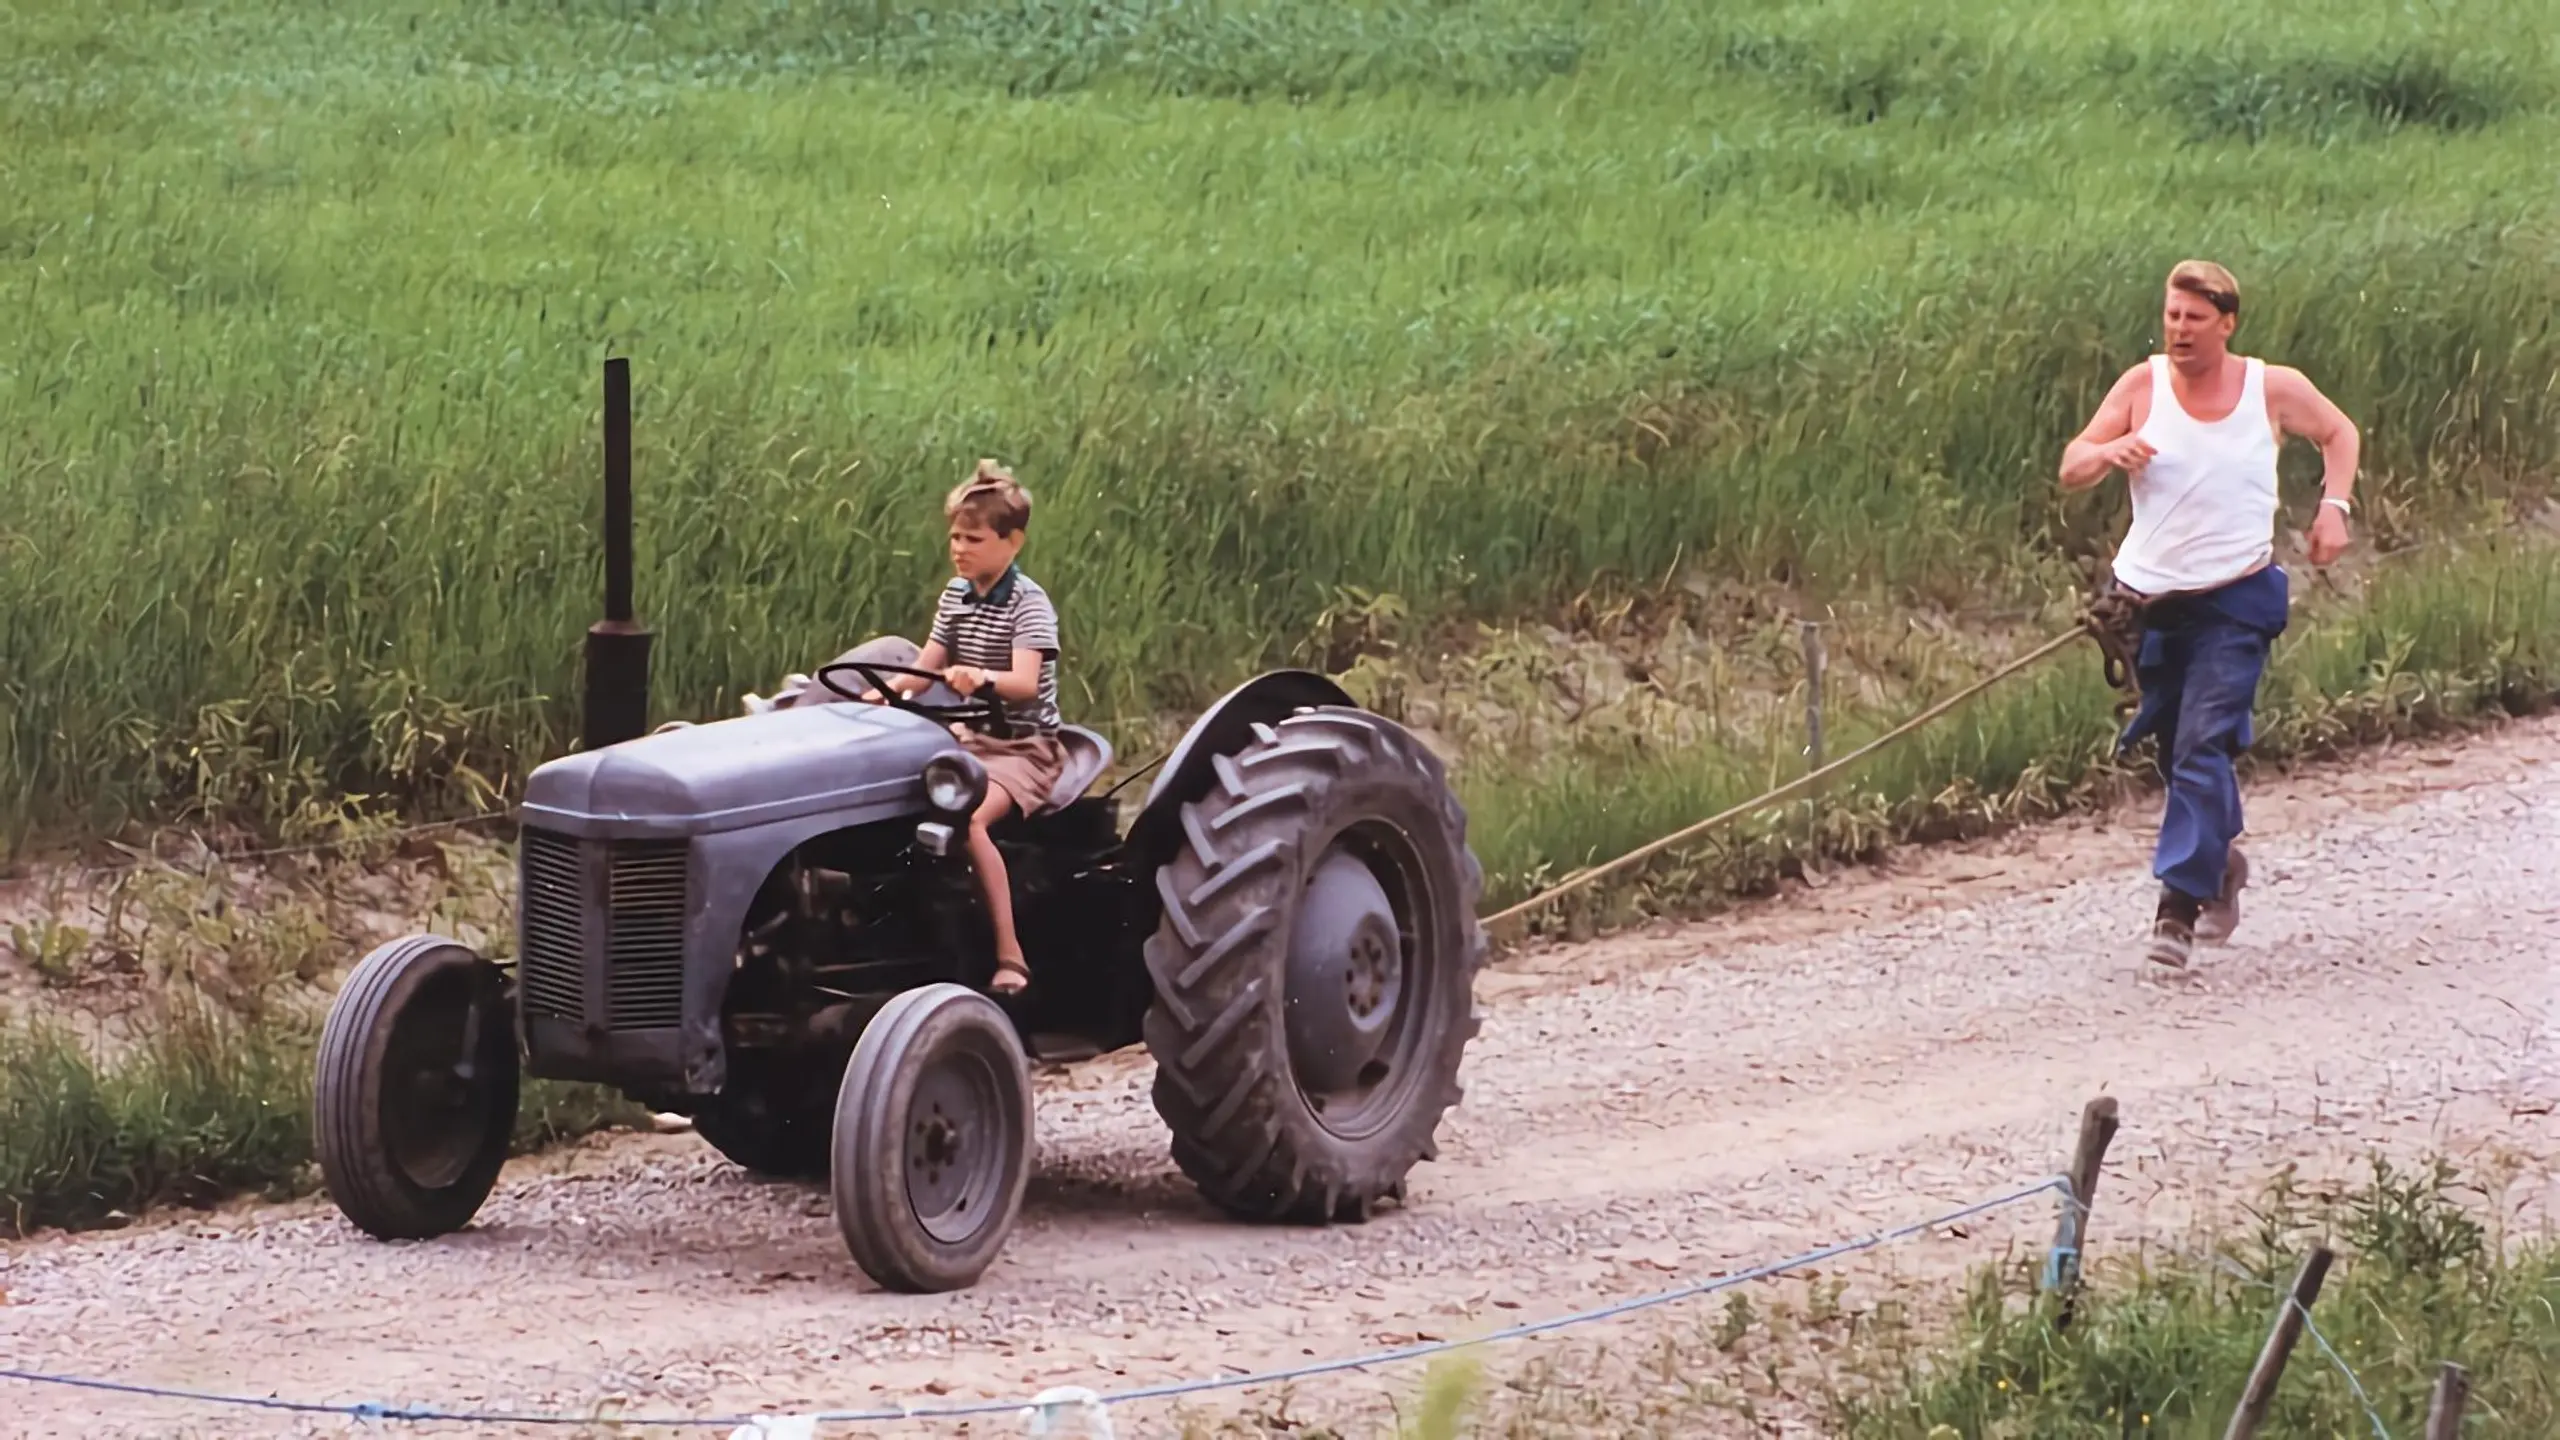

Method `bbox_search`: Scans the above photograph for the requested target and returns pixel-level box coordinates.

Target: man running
[2058,259,2361,968]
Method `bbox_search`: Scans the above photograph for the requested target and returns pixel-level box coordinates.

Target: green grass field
[6,0,2559,843]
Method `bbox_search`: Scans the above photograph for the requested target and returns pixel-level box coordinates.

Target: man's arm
[2266,365,2359,509]
[2268,364,2359,567]
[2058,364,2153,492]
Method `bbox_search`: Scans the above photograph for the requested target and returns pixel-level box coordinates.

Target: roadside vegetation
[1825,1158,2556,1438]
[1229,1155,2557,1437]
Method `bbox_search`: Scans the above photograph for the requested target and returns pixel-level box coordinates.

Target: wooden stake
[1800,620,1826,868]
[1800,620,1826,777]
[2046,1095,2120,1327]
[2425,1361,2470,1440]
[2223,1246,2334,1440]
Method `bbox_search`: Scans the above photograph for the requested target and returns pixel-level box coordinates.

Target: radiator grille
[604,840,690,1031]
[516,830,691,1032]
[517,828,586,1024]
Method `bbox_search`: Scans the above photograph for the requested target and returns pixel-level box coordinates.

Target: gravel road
[4,714,2555,1439]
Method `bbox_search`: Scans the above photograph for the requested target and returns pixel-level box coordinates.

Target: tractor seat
[1035,725,1115,814]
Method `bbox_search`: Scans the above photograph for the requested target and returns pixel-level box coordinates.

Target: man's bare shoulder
[2258,361,2354,435]
[2104,360,2153,399]
[2259,361,2318,396]
[2089,360,2152,423]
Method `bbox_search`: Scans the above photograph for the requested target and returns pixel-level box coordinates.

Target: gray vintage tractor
[310,360,1487,1293]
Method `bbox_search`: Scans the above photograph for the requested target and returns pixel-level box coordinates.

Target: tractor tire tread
[1142,706,1485,1224]
[313,934,518,1241]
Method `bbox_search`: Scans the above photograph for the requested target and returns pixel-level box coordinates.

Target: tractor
[310,359,1487,1292]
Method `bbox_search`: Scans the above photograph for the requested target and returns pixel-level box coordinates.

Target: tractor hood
[519,701,954,839]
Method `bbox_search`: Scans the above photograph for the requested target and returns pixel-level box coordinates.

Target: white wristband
[2320,496,2352,516]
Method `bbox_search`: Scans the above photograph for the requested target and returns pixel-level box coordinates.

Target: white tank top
[2110,354,2280,596]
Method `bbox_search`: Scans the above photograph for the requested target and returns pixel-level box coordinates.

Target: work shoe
[2196,845,2249,945]
[2145,887,2201,970]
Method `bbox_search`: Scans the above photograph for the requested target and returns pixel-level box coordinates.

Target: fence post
[1800,619,1826,868]
[2222,1246,2334,1440]
[2045,1094,2119,1327]
[2425,1361,2470,1440]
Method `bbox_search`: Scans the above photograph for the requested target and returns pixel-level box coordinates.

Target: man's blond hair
[2167,259,2240,317]
[946,458,1032,537]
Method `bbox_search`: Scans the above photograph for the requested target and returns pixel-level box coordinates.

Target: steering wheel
[815,660,1013,738]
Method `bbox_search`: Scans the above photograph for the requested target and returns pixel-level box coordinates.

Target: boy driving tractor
[869,461,1065,996]
[744,459,1065,997]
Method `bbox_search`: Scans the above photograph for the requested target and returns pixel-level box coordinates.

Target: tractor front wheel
[830,984,1035,1293]
[1142,706,1485,1225]
[313,935,521,1240]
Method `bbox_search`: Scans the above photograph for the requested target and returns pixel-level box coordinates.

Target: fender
[1124,669,1360,872]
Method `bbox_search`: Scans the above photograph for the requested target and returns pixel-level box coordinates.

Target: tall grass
[6,0,2560,841]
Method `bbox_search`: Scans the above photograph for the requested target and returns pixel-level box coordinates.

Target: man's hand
[943,665,987,696]
[2308,503,2352,566]
[2095,435,2155,477]
[2058,364,2152,491]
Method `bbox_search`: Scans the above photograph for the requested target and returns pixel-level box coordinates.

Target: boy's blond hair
[2167,258,2241,317]
[946,458,1032,537]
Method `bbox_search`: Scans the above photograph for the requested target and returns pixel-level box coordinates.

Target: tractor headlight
[921,751,987,815]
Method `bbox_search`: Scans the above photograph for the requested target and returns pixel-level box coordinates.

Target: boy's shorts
[958,728,1066,814]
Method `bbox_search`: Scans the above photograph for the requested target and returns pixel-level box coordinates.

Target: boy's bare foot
[991,956,1030,996]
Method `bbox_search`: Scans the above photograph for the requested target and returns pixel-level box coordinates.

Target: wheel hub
[1284,849,1406,1099]
[386,980,498,1192]
[904,1058,1005,1246]
[914,1114,962,1186]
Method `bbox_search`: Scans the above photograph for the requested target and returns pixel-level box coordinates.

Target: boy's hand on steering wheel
[943,665,986,696]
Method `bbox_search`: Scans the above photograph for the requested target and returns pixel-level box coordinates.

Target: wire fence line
[0,1174,2072,1432]
[52,807,519,883]
[2194,1249,2396,1440]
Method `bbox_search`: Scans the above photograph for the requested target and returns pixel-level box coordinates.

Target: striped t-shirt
[929,565,1061,734]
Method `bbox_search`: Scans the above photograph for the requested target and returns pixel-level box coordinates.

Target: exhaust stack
[581,355,653,750]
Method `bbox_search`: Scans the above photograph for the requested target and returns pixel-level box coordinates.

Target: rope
[1481,624,2091,929]
[0,1175,2069,1430]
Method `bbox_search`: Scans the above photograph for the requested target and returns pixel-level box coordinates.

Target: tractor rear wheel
[1141,706,1485,1224]
[313,935,521,1240]
[830,984,1035,1293]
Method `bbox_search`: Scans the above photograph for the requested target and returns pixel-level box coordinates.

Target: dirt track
[4,714,2556,1439]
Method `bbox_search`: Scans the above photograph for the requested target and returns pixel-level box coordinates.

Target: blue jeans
[2114,566,2290,903]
